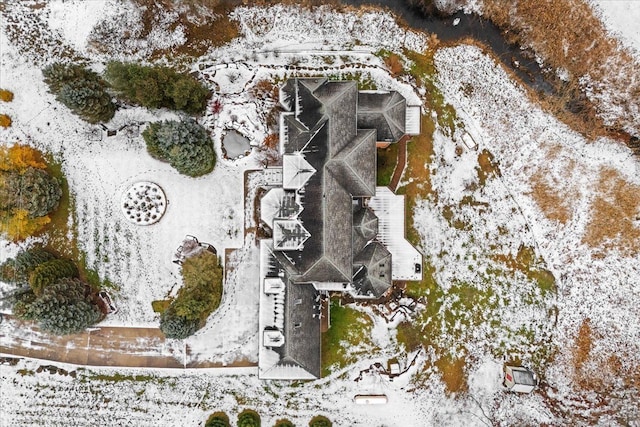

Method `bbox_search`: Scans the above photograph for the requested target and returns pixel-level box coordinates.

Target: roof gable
[357,91,406,142]
[352,242,392,298]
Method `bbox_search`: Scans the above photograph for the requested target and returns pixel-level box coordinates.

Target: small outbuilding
[504,365,538,393]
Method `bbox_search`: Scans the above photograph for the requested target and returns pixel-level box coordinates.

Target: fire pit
[121,181,167,225]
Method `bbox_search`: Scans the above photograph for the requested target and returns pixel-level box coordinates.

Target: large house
[257,78,422,380]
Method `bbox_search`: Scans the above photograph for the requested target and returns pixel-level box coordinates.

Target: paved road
[0,314,256,369]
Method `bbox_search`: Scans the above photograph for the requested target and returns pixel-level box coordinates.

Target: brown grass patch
[476,149,500,186]
[570,320,640,399]
[383,53,404,77]
[582,167,640,255]
[573,318,592,372]
[435,356,467,395]
[0,114,11,128]
[125,0,239,59]
[530,175,571,224]
[482,0,640,142]
[0,89,14,102]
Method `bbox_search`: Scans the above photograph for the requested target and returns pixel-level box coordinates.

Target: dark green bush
[42,62,116,124]
[0,246,56,284]
[142,119,215,177]
[237,409,261,427]
[28,278,101,335]
[2,167,62,218]
[29,258,78,296]
[104,62,210,114]
[159,308,200,339]
[308,416,332,427]
[159,251,223,339]
[205,411,230,427]
[57,79,116,124]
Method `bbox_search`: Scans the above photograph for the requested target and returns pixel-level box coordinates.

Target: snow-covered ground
[1,1,640,426]
[591,0,640,54]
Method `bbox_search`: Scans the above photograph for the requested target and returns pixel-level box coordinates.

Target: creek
[340,0,558,95]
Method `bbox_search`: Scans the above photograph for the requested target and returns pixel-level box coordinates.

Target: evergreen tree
[42,63,98,94]
[169,143,216,178]
[12,289,37,320]
[42,62,116,124]
[0,246,56,285]
[29,278,101,335]
[237,410,261,427]
[174,251,223,321]
[168,76,210,114]
[205,412,230,427]
[104,62,209,114]
[4,167,62,218]
[142,119,216,177]
[57,79,116,124]
[29,258,78,296]
[159,308,200,339]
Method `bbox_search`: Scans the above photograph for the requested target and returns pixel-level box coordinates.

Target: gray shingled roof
[279,281,321,378]
[357,91,406,142]
[352,241,392,298]
[327,129,377,197]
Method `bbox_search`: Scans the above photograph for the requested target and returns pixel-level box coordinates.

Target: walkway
[389,135,410,192]
[0,314,256,369]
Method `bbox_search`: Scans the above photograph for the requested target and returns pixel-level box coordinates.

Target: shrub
[274,419,295,427]
[237,410,261,427]
[3,167,62,218]
[57,79,116,124]
[29,258,78,296]
[28,278,101,335]
[42,62,116,124]
[104,62,210,114]
[308,416,332,427]
[0,114,11,128]
[175,251,223,321]
[0,89,14,102]
[0,146,62,241]
[142,119,215,177]
[159,308,200,339]
[205,412,230,427]
[0,145,47,172]
[151,299,171,313]
[0,209,51,241]
[42,63,98,94]
[159,251,223,339]
[13,289,37,320]
[0,246,56,285]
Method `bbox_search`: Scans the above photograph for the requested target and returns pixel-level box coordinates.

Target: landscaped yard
[1,1,640,426]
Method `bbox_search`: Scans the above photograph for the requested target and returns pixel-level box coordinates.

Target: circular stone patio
[121,181,167,225]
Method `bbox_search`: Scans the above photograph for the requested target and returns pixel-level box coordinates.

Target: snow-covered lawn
[591,0,640,54]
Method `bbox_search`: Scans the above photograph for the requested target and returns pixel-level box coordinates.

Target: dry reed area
[571,319,640,399]
[130,0,240,58]
[482,0,640,141]
[528,143,579,225]
[582,167,640,255]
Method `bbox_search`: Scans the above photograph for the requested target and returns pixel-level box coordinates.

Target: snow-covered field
[1,1,640,426]
[591,0,640,54]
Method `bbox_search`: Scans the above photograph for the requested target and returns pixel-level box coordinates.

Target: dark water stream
[340,0,558,95]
